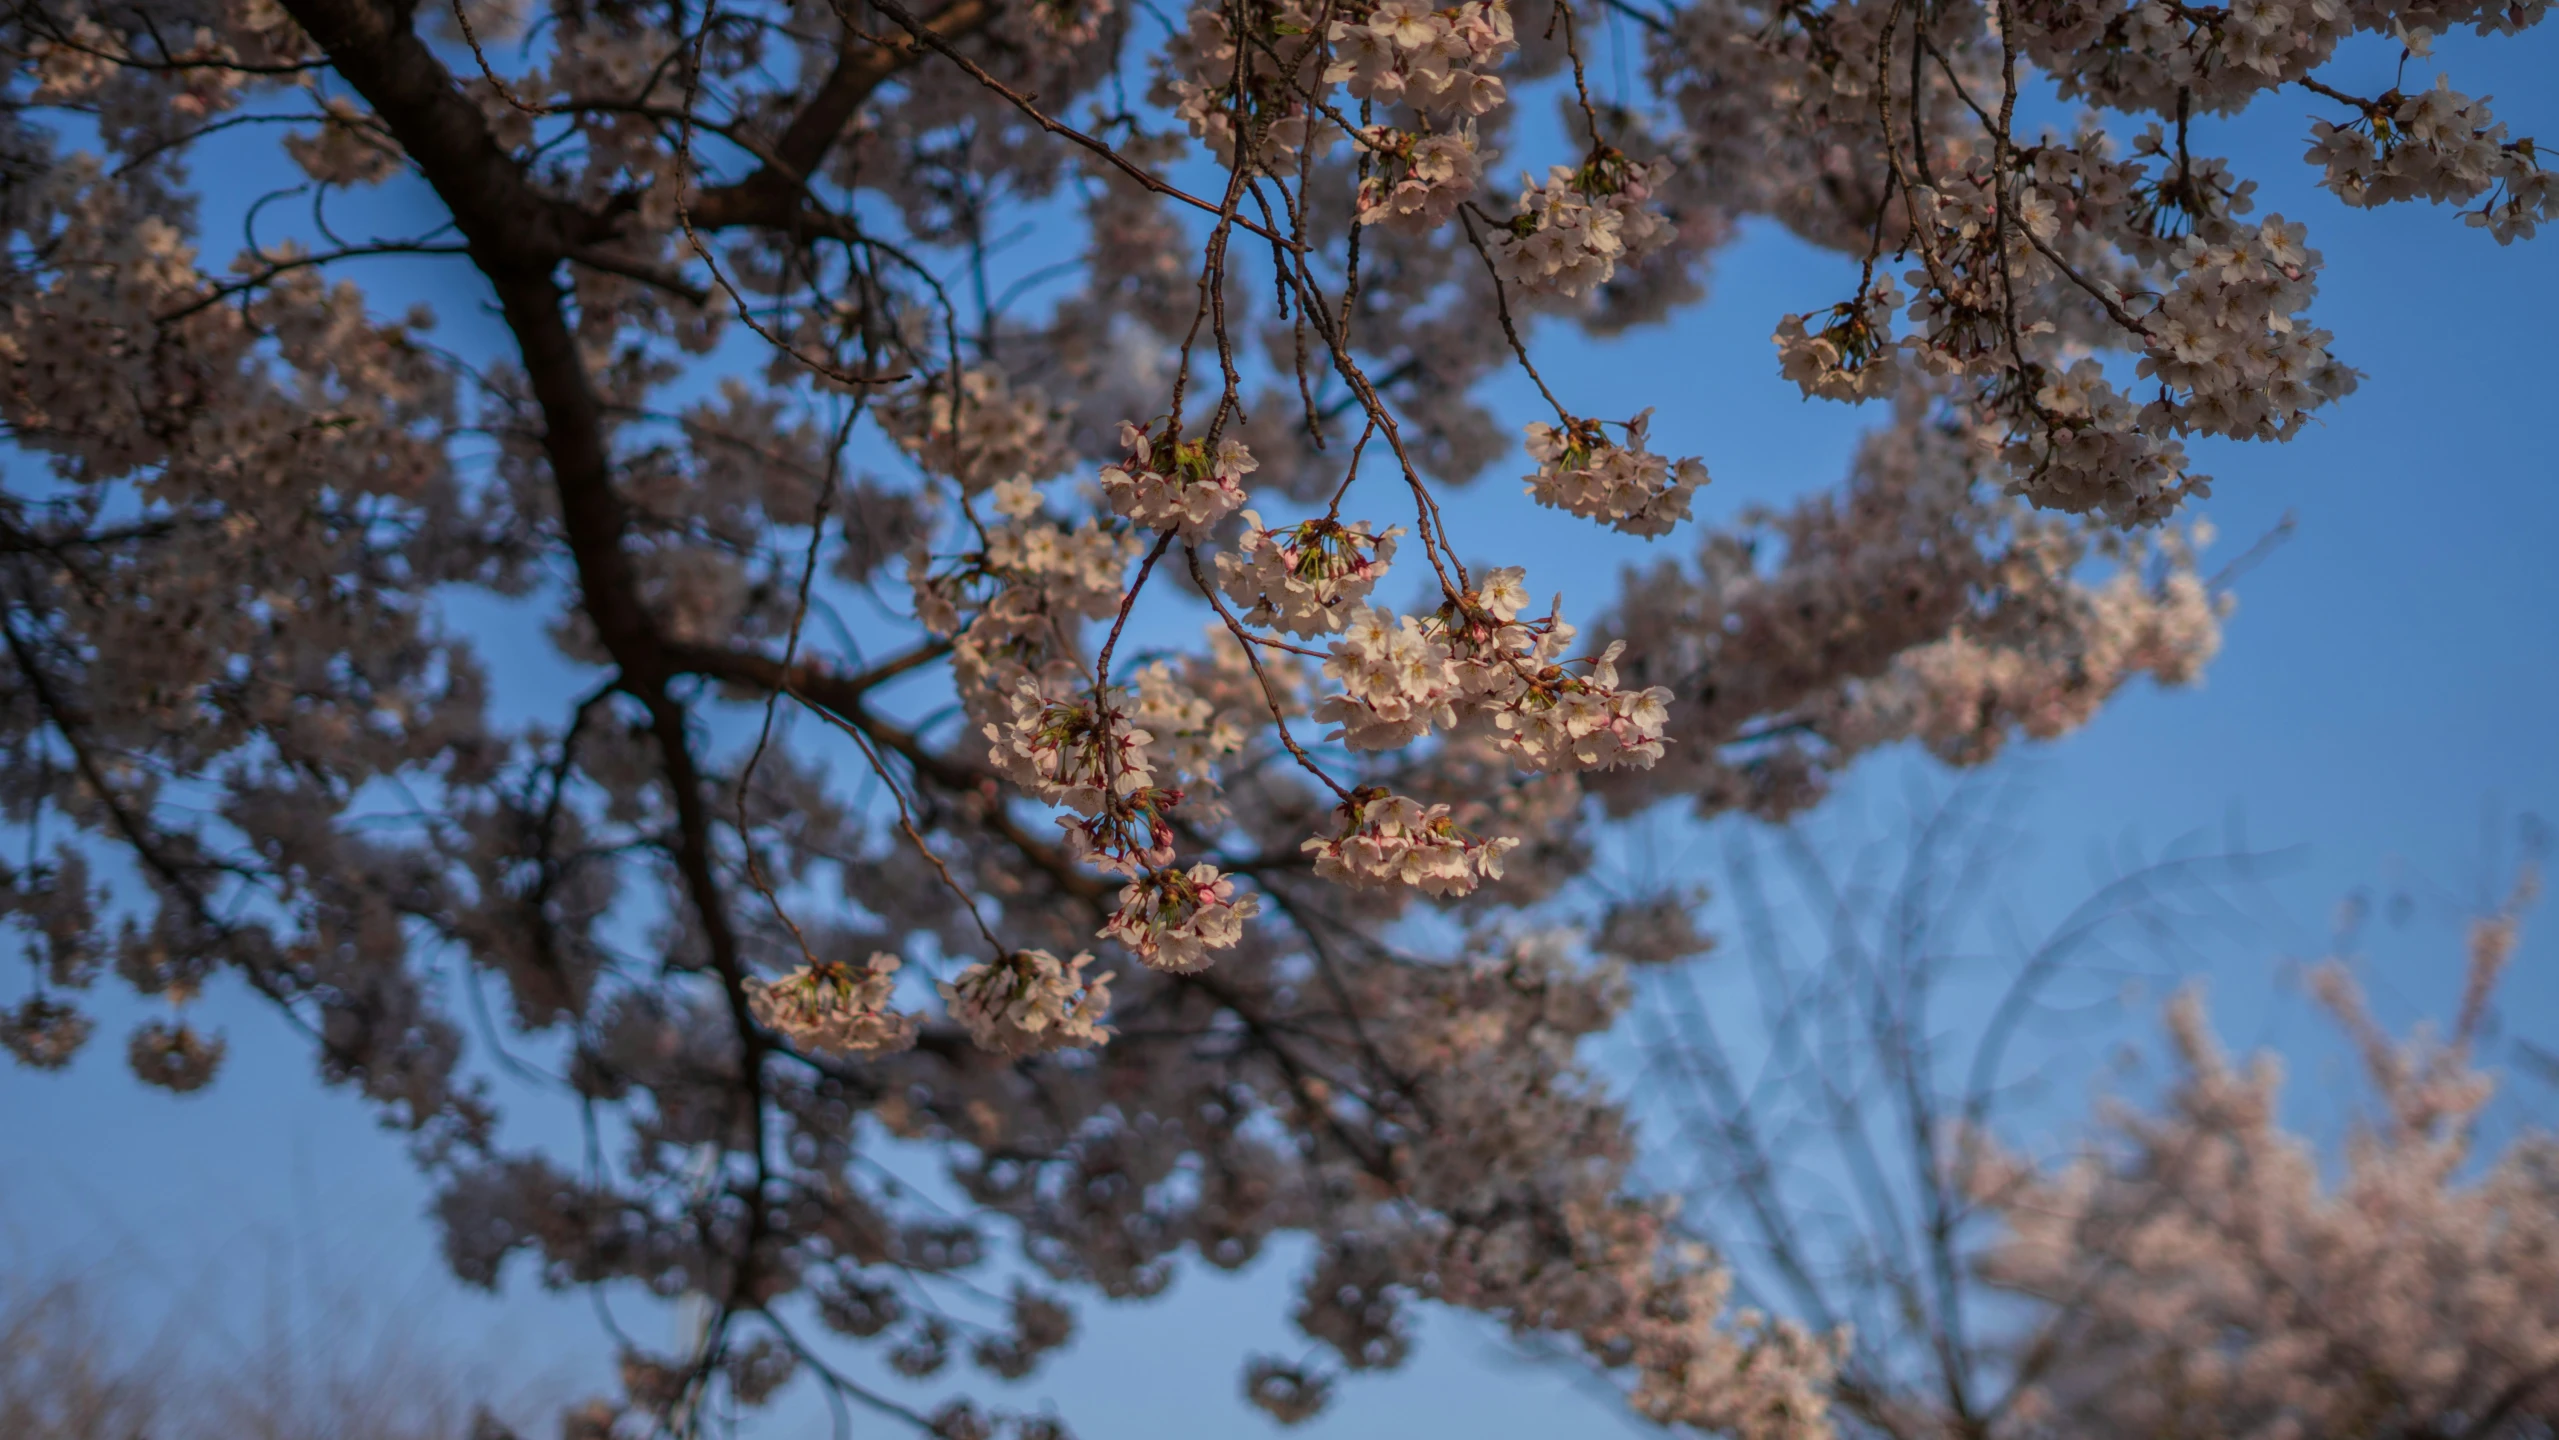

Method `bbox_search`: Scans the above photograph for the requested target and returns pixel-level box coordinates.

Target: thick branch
[687,0,996,233]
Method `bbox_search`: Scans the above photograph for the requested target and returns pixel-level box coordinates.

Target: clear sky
[5,20,2556,1438]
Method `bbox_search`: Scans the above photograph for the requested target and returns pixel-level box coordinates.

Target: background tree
[1628,788,2559,1439]
[0,0,2547,1428]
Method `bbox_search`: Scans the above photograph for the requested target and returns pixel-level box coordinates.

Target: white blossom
[1324,0,1514,122]
[880,368,1073,494]
[1313,606,1460,751]
[1354,125,1484,234]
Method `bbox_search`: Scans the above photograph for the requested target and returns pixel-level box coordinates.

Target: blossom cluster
[1354,124,1484,234]
[1325,0,1513,119]
[1097,422,1256,536]
[1153,0,1325,171]
[1314,569,1674,774]
[744,953,919,1056]
[1314,606,1461,751]
[985,682,1155,818]
[923,480,1140,727]
[2135,217,2357,445]
[879,368,1073,495]
[1773,279,1904,403]
[1521,409,1708,537]
[1100,862,1262,972]
[1213,514,1401,637]
[2307,78,2553,242]
[1972,894,2559,1438]
[1302,788,1518,897]
[1129,659,1248,788]
[938,949,1114,1056]
[1492,151,1673,298]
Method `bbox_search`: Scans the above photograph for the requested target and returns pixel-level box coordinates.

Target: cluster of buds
[1214,512,1401,637]
[940,949,1114,1056]
[986,682,1155,817]
[745,953,919,1056]
[1303,788,1518,897]
[1521,408,1708,537]
[1101,862,1262,972]
[1098,421,1257,536]
[1491,148,1671,298]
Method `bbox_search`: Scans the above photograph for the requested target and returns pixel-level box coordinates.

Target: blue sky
[6,19,2557,1437]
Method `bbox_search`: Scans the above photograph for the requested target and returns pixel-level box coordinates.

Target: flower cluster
[878,368,1073,494]
[1353,124,1483,234]
[985,683,1155,817]
[1314,605,1462,751]
[0,995,91,1070]
[1324,0,1513,119]
[744,953,919,1056]
[928,486,1140,728]
[2137,217,2356,444]
[2308,78,2552,242]
[1213,513,1401,637]
[1130,659,1248,791]
[1057,781,1180,879]
[1972,891,2559,1439]
[1773,278,1904,402]
[1440,571,1673,771]
[1302,789,1518,897]
[1491,150,1672,298]
[125,1018,226,1092]
[938,950,1114,1056]
[977,480,1139,615]
[1153,0,1325,171]
[1521,409,1708,537]
[1482,639,1673,771]
[1100,862,1261,972]
[2004,358,2202,524]
[1097,421,1256,536]
[1314,569,1674,773]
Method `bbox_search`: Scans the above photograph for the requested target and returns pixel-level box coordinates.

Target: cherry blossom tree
[1969,876,2559,1440]
[1632,791,2559,1440]
[0,0,2547,1426]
